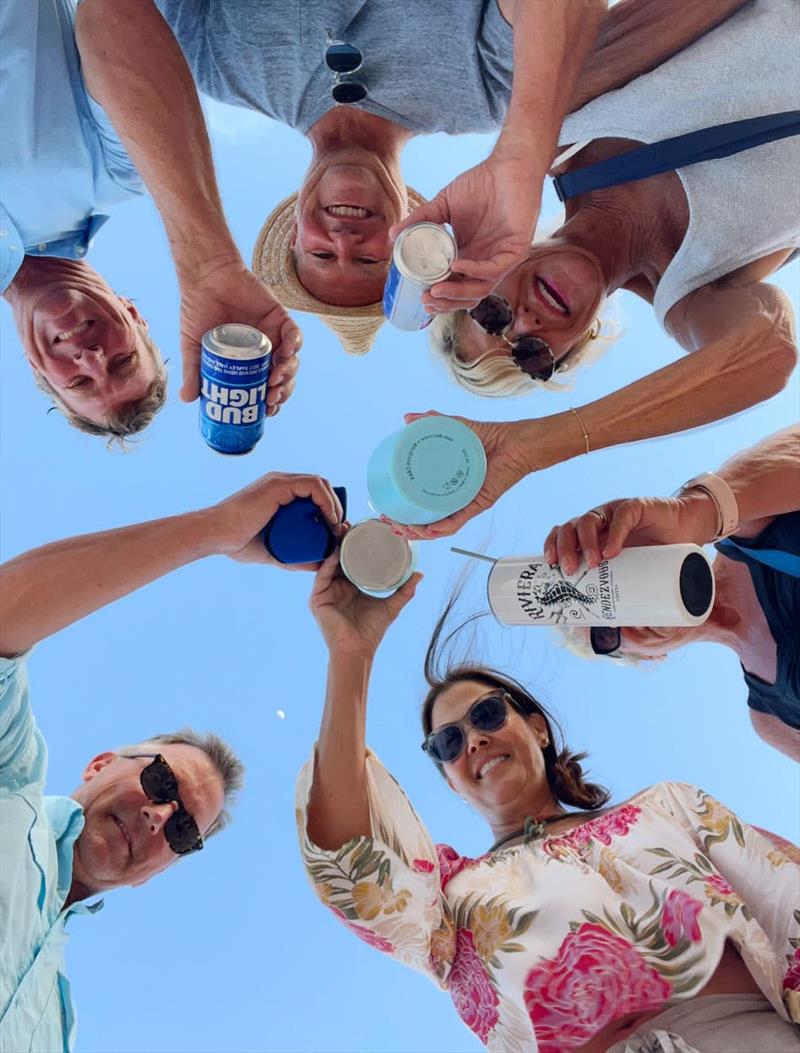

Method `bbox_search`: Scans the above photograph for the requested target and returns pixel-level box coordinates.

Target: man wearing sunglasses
[75,0,750,355]
[0,470,343,1053]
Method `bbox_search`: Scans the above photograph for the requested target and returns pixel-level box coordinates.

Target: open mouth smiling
[324,205,373,218]
[534,277,570,316]
[54,319,94,343]
[476,754,510,780]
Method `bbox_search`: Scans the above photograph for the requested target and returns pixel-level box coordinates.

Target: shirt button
[9,245,19,252]
[38,242,47,251]
[76,246,86,256]
[0,229,7,237]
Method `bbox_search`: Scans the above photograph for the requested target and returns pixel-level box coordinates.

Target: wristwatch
[675,472,739,541]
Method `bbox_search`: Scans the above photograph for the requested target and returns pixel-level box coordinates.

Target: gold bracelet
[570,407,590,455]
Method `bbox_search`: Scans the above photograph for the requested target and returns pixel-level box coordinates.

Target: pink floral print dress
[296,751,800,1052]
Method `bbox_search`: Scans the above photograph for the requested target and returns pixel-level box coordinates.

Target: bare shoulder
[665,277,797,353]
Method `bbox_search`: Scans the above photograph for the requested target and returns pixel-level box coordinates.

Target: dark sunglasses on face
[589,626,622,657]
[468,294,557,382]
[325,34,367,105]
[421,692,524,765]
[121,752,204,855]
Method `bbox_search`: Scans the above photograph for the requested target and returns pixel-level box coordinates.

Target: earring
[588,318,602,340]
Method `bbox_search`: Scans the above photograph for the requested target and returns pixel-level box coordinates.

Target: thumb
[602,501,640,559]
[389,196,448,242]
[404,409,442,425]
[180,345,201,403]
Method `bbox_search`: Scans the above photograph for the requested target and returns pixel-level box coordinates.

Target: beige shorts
[606,994,800,1053]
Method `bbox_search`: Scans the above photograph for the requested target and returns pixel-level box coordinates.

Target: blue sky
[1,98,798,1053]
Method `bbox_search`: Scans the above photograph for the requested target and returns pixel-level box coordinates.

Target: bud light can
[199,324,272,455]
[383,223,456,331]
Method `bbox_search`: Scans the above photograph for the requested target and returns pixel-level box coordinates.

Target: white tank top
[559,0,800,329]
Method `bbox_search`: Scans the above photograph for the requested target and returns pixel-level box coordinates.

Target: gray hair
[428,300,620,399]
[35,324,167,446]
[122,727,245,839]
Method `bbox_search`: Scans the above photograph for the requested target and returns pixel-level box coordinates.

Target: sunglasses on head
[468,294,557,382]
[121,752,204,855]
[325,33,367,105]
[589,626,622,657]
[422,691,528,765]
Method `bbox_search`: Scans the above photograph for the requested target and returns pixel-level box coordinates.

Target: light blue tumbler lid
[366,416,487,525]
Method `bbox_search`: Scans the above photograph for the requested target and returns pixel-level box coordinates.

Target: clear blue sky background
[1,98,798,1053]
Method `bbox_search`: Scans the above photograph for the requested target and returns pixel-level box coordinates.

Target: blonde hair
[429,300,620,398]
[35,325,167,446]
[557,625,644,667]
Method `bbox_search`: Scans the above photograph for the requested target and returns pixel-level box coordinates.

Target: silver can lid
[395,224,456,283]
[204,324,271,358]
[340,520,412,591]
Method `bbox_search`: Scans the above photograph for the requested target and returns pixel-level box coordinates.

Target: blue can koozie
[199,324,272,455]
[262,486,348,565]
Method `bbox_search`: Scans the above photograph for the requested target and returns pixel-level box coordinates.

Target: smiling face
[21,283,159,424]
[70,744,224,894]
[455,239,608,367]
[429,680,553,824]
[293,151,408,306]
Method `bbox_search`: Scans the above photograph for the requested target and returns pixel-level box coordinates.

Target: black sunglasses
[589,626,622,657]
[422,692,522,765]
[469,294,557,382]
[325,34,367,105]
[121,753,204,855]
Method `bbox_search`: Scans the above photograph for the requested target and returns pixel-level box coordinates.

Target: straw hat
[252,188,427,356]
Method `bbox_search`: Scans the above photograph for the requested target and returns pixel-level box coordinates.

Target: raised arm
[390,281,796,542]
[0,473,343,657]
[306,555,421,850]
[390,0,605,310]
[75,0,301,406]
[568,0,751,113]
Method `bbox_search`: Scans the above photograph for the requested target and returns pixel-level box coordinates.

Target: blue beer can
[199,324,272,455]
[383,223,456,331]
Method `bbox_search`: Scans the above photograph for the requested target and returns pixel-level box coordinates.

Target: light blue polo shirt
[0,0,143,293]
[0,656,102,1053]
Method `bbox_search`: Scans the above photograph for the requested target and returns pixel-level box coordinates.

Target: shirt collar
[43,795,104,915]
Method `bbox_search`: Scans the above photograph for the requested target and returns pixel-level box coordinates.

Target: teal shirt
[0,657,102,1053]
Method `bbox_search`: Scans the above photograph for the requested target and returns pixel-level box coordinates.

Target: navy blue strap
[717,539,800,578]
[553,111,800,201]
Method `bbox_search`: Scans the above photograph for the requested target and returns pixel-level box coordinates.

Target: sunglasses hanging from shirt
[552,110,800,201]
[325,32,367,105]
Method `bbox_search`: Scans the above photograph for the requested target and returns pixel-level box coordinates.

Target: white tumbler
[483,544,714,627]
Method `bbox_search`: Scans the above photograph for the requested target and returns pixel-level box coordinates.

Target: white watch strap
[677,472,739,541]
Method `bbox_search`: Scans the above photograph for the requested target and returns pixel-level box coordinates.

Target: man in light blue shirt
[0,469,344,1052]
[1,0,301,440]
[0,0,168,440]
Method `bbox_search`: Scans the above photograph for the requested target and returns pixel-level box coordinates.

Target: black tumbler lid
[679,551,714,617]
[262,486,347,565]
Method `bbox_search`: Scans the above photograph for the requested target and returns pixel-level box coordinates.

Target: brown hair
[421,595,610,813]
[35,326,167,446]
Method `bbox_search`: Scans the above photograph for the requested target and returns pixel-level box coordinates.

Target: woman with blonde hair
[393,0,798,541]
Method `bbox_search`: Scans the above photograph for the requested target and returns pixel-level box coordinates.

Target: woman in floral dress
[297,555,800,1052]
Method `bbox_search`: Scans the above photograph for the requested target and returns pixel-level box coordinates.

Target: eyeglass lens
[469,295,513,336]
[429,694,509,763]
[140,756,203,854]
[511,335,556,381]
[325,42,363,74]
[590,626,622,655]
[331,81,368,105]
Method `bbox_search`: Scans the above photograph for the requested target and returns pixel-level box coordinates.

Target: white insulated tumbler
[486,544,714,627]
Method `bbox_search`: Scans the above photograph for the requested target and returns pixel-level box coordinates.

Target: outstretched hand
[384,411,536,541]
[179,259,302,409]
[310,551,422,657]
[390,151,541,314]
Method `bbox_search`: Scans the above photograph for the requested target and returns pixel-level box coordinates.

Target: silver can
[383,223,456,331]
[340,520,418,598]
